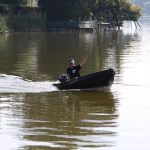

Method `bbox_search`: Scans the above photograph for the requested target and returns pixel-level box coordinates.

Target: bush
[0,4,14,14]
[7,14,46,32]
[0,15,9,32]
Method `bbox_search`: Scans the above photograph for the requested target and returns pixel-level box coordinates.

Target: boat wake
[0,74,58,93]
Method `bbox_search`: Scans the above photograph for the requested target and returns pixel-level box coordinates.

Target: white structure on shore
[27,0,38,7]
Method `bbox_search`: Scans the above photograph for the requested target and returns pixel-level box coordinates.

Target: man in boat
[67,56,87,80]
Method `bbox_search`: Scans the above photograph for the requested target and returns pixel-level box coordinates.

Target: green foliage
[0,0,27,5]
[0,4,15,14]
[129,5,141,21]
[94,0,141,27]
[0,0,142,32]
[7,14,46,32]
[0,2,46,32]
[38,0,96,21]
[38,0,141,26]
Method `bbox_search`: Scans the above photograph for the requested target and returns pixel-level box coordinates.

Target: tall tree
[93,0,141,28]
[38,0,97,21]
[38,0,141,28]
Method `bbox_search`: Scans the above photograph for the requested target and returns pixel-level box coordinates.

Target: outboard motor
[58,74,68,82]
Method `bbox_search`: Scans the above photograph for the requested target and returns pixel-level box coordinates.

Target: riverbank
[0,15,97,33]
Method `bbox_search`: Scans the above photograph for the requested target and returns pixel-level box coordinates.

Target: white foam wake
[0,74,58,93]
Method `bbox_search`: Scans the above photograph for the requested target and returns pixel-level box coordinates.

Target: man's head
[68,58,75,66]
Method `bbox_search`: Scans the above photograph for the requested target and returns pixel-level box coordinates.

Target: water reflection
[1,18,150,150]
[0,31,134,81]
[0,92,118,150]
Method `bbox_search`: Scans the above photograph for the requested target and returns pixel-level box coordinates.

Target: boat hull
[53,69,115,90]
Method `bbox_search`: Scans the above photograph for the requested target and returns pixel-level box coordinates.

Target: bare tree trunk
[136,20,141,29]
[134,21,137,29]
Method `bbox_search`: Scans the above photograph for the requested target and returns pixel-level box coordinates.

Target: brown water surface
[0,19,150,150]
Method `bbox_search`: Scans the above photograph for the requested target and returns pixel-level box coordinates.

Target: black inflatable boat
[53,69,115,90]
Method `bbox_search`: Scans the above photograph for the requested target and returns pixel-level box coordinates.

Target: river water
[0,19,150,150]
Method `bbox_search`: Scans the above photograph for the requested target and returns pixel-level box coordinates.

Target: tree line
[0,0,26,5]
[0,0,141,31]
[38,0,141,28]
[0,0,141,21]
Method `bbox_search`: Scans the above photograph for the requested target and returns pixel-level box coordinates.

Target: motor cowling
[58,74,68,82]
